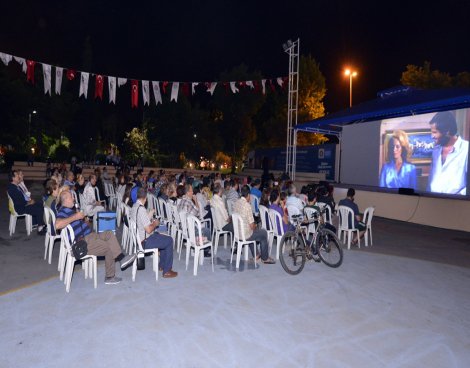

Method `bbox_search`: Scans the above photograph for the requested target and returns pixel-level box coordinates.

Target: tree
[212,64,265,172]
[123,127,151,164]
[400,61,453,88]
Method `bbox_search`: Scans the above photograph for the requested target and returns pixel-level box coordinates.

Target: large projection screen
[340,108,470,197]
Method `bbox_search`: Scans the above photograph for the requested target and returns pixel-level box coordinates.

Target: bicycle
[279,209,343,275]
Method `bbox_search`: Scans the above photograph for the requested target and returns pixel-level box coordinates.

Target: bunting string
[0,51,288,108]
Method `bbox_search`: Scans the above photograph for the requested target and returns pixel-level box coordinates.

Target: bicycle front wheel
[279,231,306,275]
[315,229,343,268]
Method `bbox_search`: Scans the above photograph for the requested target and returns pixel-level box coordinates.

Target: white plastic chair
[115,185,126,227]
[186,214,214,276]
[287,205,302,225]
[104,182,117,210]
[44,207,61,264]
[230,213,257,269]
[7,193,33,236]
[121,204,132,254]
[363,206,375,247]
[303,207,320,239]
[337,205,361,249]
[250,195,260,217]
[177,211,190,259]
[268,208,285,260]
[60,225,97,292]
[259,205,274,254]
[226,199,235,216]
[317,202,333,225]
[129,219,159,282]
[210,205,233,255]
[94,186,107,210]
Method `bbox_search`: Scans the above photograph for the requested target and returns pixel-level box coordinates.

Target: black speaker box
[398,187,415,195]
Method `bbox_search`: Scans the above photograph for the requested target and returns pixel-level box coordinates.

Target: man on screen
[427,111,468,195]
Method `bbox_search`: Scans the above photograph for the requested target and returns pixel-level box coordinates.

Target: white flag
[55,67,63,94]
[191,82,199,95]
[142,80,150,106]
[108,76,116,104]
[206,82,217,95]
[229,82,239,94]
[42,64,52,96]
[79,72,89,98]
[0,52,12,66]
[14,57,27,73]
[118,78,127,87]
[276,77,284,87]
[170,82,179,102]
[246,80,254,89]
[261,79,266,95]
[152,81,162,105]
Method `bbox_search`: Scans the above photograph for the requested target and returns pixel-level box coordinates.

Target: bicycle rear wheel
[279,231,306,275]
[315,229,343,268]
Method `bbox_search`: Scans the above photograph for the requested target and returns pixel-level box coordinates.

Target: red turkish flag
[131,79,139,108]
[269,79,276,92]
[223,82,229,95]
[182,83,190,97]
[253,80,260,93]
[26,60,36,84]
[66,69,76,80]
[94,74,104,100]
[162,81,169,94]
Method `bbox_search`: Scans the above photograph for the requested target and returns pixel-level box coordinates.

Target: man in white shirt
[428,111,469,195]
[232,185,275,264]
[131,187,177,278]
[286,184,304,214]
[210,183,233,233]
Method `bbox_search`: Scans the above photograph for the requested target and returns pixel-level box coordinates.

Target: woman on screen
[379,130,417,190]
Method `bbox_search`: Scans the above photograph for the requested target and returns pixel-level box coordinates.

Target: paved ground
[1,177,469,367]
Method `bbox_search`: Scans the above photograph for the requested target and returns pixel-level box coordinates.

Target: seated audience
[56,190,136,284]
[233,185,275,264]
[74,174,86,195]
[63,171,75,189]
[131,188,177,278]
[338,188,365,244]
[83,174,105,217]
[286,184,304,214]
[305,190,336,233]
[177,183,212,256]
[269,189,293,234]
[210,183,234,233]
[17,170,31,201]
[7,170,46,235]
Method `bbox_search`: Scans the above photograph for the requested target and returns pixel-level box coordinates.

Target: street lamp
[344,69,358,107]
[28,110,37,142]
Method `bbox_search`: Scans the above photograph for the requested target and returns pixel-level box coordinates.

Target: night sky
[1,1,470,114]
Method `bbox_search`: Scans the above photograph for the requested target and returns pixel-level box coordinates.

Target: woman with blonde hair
[379,130,417,189]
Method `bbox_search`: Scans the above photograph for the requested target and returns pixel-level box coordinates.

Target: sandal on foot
[261,257,276,264]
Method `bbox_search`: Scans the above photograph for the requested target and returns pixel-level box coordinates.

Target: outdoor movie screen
[379,108,470,195]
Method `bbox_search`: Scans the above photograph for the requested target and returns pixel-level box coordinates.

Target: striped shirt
[57,206,91,240]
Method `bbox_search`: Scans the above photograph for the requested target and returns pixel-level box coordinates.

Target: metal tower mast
[284,39,300,180]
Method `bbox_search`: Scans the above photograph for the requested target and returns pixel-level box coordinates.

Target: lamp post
[344,69,357,107]
[28,110,37,143]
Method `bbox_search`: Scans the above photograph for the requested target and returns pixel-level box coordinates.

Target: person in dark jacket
[7,170,46,235]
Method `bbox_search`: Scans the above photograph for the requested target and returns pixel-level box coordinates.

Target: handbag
[71,238,88,259]
[136,251,145,270]
[136,205,146,270]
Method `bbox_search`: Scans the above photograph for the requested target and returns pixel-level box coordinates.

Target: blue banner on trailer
[252,144,336,181]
